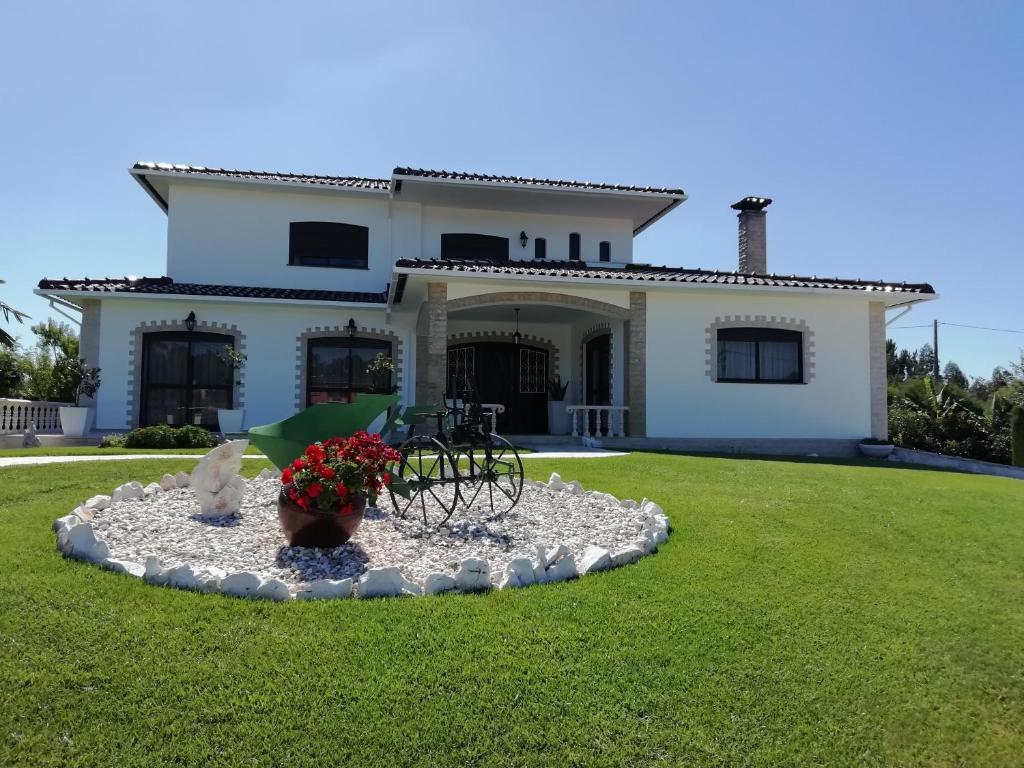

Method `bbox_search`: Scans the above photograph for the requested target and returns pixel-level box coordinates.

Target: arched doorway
[447,342,548,433]
[140,331,235,428]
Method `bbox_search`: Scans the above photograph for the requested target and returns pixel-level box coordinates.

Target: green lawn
[0,445,265,457]
[1,454,1022,767]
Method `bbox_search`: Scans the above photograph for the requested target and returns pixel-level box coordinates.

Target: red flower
[296,495,309,510]
[281,468,293,484]
[288,487,298,500]
[292,458,306,471]
[320,466,335,479]
[381,471,391,485]
[307,482,323,498]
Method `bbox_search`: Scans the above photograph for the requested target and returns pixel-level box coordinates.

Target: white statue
[191,440,248,517]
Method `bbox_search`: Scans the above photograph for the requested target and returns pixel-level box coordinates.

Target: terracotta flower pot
[277,488,366,548]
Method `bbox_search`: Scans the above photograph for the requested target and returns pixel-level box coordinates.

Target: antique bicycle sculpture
[387,391,524,527]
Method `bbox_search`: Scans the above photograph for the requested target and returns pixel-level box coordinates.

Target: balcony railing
[566,405,629,438]
[0,398,71,434]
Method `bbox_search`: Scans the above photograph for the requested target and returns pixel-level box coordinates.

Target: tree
[1012,406,1024,468]
[917,343,937,379]
[0,280,29,350]
[885,339,900,382]
[942,361,969,389]
[0,347,23,397]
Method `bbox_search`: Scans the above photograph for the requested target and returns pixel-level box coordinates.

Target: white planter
[217,408,245,434]
[859,443,895,459]
[59,406,91,438]
[547,401,569,436]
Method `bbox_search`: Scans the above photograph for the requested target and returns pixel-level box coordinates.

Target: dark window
[569,233,581,261]
[534,237,547,259]
[289,222,368,269]
[141,332,234,427]
[717,328,803,383]
[306,337,392,406]
[441,233,509,261]
[599,241,611,262]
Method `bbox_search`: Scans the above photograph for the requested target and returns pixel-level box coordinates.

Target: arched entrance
[447,341,548,433]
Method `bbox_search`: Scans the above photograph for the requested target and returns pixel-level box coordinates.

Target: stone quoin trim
[579,323,614,405]
[295,325,403,412]
[446,291,631,320]
[704,315,816,383]
[127,319,246,428]
[626,292,647,437]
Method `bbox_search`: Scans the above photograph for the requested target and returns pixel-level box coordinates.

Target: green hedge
[1012,406,1024,468]
[121,425,218,450]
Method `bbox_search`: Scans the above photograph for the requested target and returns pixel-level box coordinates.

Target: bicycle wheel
[387,434,461,527]
[457,435,524,518]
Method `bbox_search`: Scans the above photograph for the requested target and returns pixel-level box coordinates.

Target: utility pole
[933,319,940,380]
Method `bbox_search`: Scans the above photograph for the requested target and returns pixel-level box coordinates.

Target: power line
[890,321,1024,334]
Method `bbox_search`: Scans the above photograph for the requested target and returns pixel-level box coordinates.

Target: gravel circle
[89,477,657,585]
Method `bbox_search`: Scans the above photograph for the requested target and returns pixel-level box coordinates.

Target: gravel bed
[89,477,656,585]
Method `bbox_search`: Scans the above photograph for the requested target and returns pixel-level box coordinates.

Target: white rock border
[53,471,671,601]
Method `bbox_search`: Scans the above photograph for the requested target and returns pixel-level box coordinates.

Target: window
[599,241,611,262]
[569,232,581,261]
[441,233,509,261]
[141,332,234,427]
[717,328,803,383]
[447,346,476,394]
[519,349,547,393]
[289,222,368,269]
[306,338,392,406]
[534,237,546,260]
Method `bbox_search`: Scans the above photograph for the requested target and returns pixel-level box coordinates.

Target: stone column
[868,301,887,439]
[416,282,448,406]
[627,291,647,437]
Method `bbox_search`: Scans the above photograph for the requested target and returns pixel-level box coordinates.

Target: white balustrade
[444,399,506,434]
[0,398,71,434]
[565,405,630,438]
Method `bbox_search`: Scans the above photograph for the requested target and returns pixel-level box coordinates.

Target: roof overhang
[33,287,389,311]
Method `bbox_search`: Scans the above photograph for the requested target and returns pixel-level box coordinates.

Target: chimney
[731,196,772,274]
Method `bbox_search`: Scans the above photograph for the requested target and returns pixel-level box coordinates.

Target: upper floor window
[441,233,509,262]
[569,233,581,261]
[289,222,368,269]
[599,241,611,262]
[717,328,803,383]
[534,237,547,260]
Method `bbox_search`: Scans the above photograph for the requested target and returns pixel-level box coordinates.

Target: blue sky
[1,1,1021,377]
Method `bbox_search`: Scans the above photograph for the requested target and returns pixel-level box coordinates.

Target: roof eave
[33,288,388,310]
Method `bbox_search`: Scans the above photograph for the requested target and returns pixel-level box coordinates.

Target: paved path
[0,449,628,468]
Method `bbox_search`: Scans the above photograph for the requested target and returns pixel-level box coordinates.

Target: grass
[1,453,1022,767]
[0,445,265,457]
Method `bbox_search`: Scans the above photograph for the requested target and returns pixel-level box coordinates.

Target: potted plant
[367,352,396,394]
[59,359,100,438]
[217,345,247,434]
[859,437,895,458]
[547,375,570,436]
[277,431,401,547]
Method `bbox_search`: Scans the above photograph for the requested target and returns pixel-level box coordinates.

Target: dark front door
[141,332,234,428]
[585,334,611,405]
[447,342,548,434]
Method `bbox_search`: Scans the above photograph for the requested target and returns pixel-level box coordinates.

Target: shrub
[98,433,127,448]
[174,425,217,449]
[124,425,179,449]
[1012,406,1024,468]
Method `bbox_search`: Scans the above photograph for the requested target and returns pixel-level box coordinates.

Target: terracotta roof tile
[392,166,684,196]
[132,162,391,191]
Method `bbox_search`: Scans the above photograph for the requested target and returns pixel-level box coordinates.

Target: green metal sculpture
[248,394,400,469]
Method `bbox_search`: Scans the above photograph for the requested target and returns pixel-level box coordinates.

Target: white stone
[543,544,570,567]
[358,567,421,598]
[579,545,612,574]
[220,571,263,597]
[85,494,111,511]
[112,481,144,502]
[422,572,457,595]
[641,500,664,517]
[455,558,490,592]
[159,474,177,491]
[544,553,578,583]
[143,482,162,496]
[611,546,644,567]
[502,557,537,588]
[174,471,191,488]
[164,564,201,591]
[547,472,566,491]
[143,555,164,583]
[653,529,669,545]
[193,566,227,592]
[565,480,584,494]
[635,535,657,555]
[619,498,639,510]
[256,578,291,601]
[194,474,246,517]
[191,440,248,493]
[53,512,83,533]
[296,578,353,600]
[100,558,146,577]
[67,525,109,562]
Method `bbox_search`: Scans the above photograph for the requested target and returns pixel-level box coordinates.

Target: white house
[35,162,936,455]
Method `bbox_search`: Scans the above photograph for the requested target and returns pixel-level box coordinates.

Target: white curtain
[718,341,757,379]
[758,341,799,381]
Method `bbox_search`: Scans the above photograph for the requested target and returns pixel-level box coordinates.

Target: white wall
[645,291,873,439]
[163,183,636,293]
[95,298,412,431]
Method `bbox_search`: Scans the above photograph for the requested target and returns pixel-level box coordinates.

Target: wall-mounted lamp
[519,231,528,248]
[513,308,522,345]
[184,311,196,332]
